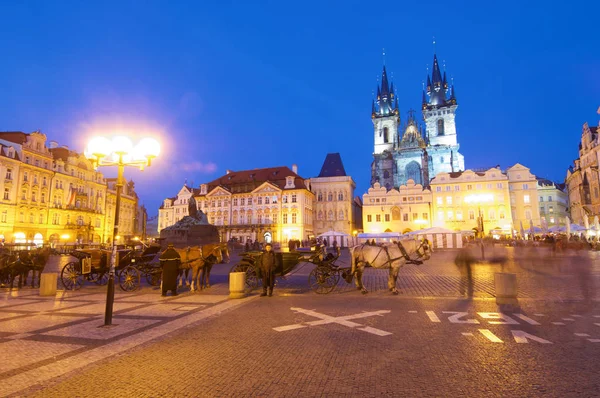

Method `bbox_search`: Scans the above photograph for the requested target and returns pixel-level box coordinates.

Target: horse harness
[358,241,426,267]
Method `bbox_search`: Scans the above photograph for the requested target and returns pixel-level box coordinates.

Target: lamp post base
[104,273,115,326]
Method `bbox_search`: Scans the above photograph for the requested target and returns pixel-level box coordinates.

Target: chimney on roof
[226,169,232,174]
[49,141,58,149]
[292,164,298,174]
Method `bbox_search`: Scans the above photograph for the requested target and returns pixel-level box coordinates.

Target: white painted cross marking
[443,311,479,324]
[426,311,441,323]
[511,330,553,344]
[479,329,503,343]
[273,308,392,337]
[513,313,541,325]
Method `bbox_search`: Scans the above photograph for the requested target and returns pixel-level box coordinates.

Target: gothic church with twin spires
[371,53,465,190]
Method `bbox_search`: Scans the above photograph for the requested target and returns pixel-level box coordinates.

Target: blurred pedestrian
[159,243,180,297]
[454,247,475,297]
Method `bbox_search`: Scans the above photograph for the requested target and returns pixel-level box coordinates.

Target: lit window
[291,194,297,203]
[376,214,381,222]
[469,210,475,220]
[446,196,452,205]
[447,211,453,220]
[524,194,530,204]
[438,211,444,221]
[403,214,409,221]
[437,197,443,205]
[384,214,390,222]
[367,215,372,222]
[283,214,288,224]
[291,213,297,223]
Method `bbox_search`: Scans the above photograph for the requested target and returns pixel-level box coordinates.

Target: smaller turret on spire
[372,63,399,118]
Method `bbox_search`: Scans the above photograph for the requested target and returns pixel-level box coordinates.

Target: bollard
[39,273,58,296]
[229,272,247,299]
[494,272,518,305]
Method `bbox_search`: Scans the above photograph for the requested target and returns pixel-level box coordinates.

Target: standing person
[259,242,278,297]
[159,243,180,297]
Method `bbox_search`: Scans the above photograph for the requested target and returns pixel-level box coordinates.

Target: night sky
[1,1,598,216]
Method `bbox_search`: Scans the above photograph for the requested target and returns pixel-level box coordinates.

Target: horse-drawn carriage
[60,244,162,291]
[230,239,432,295]
[229,246,352,294]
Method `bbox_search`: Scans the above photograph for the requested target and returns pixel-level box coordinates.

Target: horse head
[220,243,230,263]
[416,238,432,261]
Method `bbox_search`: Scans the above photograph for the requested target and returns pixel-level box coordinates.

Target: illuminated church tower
[421,53,464,175]
[371,50,464,190]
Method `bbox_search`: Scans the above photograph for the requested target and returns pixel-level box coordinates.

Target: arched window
[338,192,343,201]
[339,210,344,220]
[328,193,333,201]
[317,192,323,201]
[437,119,445,136]
[392,207,401,220]
[383,127,389,143]
[405,161,422,185]
[318,211,323,220]
[327,210,334,220]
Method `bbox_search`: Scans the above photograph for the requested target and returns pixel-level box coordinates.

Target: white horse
[349,239,431,295]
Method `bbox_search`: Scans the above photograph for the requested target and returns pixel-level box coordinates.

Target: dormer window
[201,184,207,195]
[285,176,295,189]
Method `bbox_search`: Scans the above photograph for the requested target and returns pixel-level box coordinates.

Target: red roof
[203,166,307,194]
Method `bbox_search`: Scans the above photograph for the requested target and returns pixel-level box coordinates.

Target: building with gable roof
[537,178,568,229]
[159,165,314,244]
[308,153,360,244]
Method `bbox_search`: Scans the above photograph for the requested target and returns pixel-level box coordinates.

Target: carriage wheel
[119,266,140,292]
[308,266,338,294]
[146,270,161,286]
[61,262,82,290]
[230,263,260,289]
[89,270,109,286]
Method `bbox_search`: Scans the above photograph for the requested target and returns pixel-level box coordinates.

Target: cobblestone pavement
[18,295,600,397]
[2,247,599,396]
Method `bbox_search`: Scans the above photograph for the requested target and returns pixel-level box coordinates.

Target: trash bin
[494,272,518,305]
[229,272,247,299]
[39,273,58,296]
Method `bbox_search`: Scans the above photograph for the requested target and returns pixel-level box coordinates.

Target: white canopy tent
[318,230,351,247]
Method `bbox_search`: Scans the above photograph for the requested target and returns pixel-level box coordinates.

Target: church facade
[371,53,465,190]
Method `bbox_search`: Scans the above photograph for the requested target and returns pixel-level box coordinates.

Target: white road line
[479,329,503,343]
[593,315,600,318]
[461,332,474,336]
[513,313,541,325]
[408,310,417,313]
[552,322,566,325]
[533,314,545,316]
[425,311,441,323]
[562,318,575,321]
[574,333,590,337]
[358,326,392,336]
[511,330,553,344]
[595,323,600,327]
[589,339,600,343]
[273,324,308,332]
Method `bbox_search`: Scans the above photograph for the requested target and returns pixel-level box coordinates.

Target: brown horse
[349,239,431,294]
[199,243,230,289]
[175,245,224,292]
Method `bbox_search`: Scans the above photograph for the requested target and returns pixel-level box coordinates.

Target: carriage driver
[159,243,181,297]
[259,242,279,297]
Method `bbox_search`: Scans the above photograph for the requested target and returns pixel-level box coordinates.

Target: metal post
[104,157,124,326]
[479,206,485,260]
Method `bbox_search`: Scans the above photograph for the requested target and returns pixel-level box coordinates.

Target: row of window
[316,192,346,202]
[435,183,505,192]
[366,213,430,223]
[317,210,347,221]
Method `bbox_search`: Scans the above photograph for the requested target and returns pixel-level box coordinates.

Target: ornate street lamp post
[85,136,160,326]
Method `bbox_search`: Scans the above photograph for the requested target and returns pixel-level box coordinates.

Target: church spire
[372,63,399,118]
[424,49,457,110]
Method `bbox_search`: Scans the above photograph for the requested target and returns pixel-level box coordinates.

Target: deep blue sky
[1,1,598,216]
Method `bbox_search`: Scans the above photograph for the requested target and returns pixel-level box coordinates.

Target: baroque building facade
[159,165,315,244]
[537,178,568,228]
[371,53,464,190]
[0,131,144,245]
[566,107,600,225]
